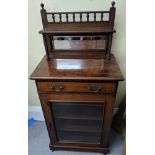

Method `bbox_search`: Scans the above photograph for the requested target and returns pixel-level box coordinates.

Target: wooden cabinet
[31,58,123,154]
[36,84,118,153]
[30,1,124,154]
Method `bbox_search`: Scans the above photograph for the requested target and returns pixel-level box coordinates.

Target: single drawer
[37,81,116,93]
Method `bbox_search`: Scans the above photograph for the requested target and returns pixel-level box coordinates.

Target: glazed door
[39,93,115,148]
[49,101,105,144]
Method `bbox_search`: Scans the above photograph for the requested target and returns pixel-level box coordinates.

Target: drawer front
[37,82,116,93]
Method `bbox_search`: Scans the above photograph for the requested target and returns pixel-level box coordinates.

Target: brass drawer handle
[87,85,102,92]
[50,84,64,91]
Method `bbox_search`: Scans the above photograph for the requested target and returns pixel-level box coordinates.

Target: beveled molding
[49,144,110,153]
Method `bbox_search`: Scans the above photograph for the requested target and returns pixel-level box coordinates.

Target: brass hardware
[87,85,102,92]
[50,84,64,91]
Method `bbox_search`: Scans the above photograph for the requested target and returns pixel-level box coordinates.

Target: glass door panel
[49,101,105,144]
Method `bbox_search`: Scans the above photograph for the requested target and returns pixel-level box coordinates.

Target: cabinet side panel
[101,94,116,146]
[37,93,58,145]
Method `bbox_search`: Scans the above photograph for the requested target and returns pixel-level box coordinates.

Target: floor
[28,121,123,155]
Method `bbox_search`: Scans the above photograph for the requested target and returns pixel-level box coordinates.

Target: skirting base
[49,143,110,154]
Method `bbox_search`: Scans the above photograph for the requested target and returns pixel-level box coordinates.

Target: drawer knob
[50,84,64,91]
[87,85,102,92]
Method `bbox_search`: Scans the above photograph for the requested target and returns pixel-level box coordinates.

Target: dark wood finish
[39,1,116,60]
[39,24,115,35]
[30,53,124,153]
[37,81,116,93]
[52,51,107,59]
[30,1,124,154]
[45,34,53,54]
[52,13,55,22]
[109,1,116,27]
[38,93,106,101]
[40,3,48,28]
[101,94,116,146]
[107,34,113,60]
[30,54,124,81]
[43,1,115,26]
[42,34,50,60]
[46,11,110,24]
[49,144,110,153]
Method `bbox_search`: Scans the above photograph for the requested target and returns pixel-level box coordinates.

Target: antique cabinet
[30,1,124,154]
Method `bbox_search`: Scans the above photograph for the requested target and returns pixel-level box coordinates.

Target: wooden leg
[49,144,55,152]
[51,149,55,152]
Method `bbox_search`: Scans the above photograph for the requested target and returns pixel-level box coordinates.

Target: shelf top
[39,23,116,35]
[30,54,124,81]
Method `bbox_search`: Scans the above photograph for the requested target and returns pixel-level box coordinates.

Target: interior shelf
[59,125,102,133]
[56,114,102,121]
[59,133,101,144]
[51,50,108,59]
[39,23,115,35]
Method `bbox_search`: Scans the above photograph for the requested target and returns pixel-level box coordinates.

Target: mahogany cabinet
[30,1,124,154]
[30,56,124,154]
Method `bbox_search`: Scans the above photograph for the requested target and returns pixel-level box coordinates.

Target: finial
[111,1,115,7]
[40,2,44,9]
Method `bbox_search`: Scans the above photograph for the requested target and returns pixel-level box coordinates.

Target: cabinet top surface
[30,54,124,81]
